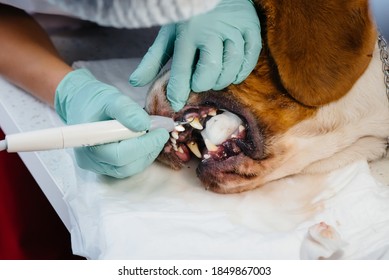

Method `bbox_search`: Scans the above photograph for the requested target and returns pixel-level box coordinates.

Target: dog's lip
[196,153,256,193]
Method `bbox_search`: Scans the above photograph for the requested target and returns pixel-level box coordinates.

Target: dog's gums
[168,105,250,163]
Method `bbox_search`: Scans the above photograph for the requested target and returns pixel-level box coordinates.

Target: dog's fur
[146,0,389,193]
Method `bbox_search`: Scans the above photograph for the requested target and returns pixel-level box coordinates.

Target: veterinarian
[0,0,262,178]
[0,0,261,259]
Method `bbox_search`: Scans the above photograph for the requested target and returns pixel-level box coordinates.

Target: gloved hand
[55,68,169,178]
[129,0,261,111]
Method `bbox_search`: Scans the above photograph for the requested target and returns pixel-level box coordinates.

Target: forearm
[0,4,72,106]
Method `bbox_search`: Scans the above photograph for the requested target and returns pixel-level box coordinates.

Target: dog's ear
[259,0,377,106]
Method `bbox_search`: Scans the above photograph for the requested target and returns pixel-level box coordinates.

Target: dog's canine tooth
[175,125,185,132]
[178,146,184,154]
[208,108,217,116]
[187,141,202,158]
[204,138,218,152]
[171,131,179,139]
[172,143,178,151]
[189,117,204,130]
[238,125,245,133]
[203,154,211,160]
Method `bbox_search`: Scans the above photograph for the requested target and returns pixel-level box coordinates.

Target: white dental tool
[0,115,185,153]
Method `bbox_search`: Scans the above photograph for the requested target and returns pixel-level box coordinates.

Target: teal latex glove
[129,0,261,111]
[55,68,169,178]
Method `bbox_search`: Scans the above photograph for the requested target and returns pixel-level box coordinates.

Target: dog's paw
[300,222,347,260]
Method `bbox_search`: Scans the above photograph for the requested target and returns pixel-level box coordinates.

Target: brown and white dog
[146,0,389,194]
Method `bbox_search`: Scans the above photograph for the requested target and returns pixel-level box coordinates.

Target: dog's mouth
[166,98,264,165]
[146,74,266,192]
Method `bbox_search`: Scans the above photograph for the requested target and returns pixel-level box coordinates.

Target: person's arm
[0,4,72,106]
[0,4,169,179]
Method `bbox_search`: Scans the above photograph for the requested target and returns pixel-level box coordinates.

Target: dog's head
[146,0,389,193]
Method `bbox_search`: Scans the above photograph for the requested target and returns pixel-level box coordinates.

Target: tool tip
[0,139,7,151]
[175,119,193,126]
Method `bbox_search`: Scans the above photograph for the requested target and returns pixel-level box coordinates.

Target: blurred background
[371,0,389,39]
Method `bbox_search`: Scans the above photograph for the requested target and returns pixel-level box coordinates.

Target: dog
[146,0,389,194]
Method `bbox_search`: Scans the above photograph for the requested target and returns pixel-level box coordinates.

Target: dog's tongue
[201,111,243,146]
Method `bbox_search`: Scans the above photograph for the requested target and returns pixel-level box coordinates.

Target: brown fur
[222,0,377,138]
[256,0,377,106]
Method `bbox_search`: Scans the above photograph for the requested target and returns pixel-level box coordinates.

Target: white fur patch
[264,43,389,183]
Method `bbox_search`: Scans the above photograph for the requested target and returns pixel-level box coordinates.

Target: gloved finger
[91,156,152,178]
[129,24,176,87]
[75,147,142,178]
[191,37,223,92]
[234,28,262,84]
[84,128,169,167]
[213,34,245,91]
[74,147,109,176]
[104,92,151,132]
[111,142,162,177]
[166,38,197,112]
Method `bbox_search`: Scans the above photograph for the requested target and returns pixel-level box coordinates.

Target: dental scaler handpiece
[0,115,182,153]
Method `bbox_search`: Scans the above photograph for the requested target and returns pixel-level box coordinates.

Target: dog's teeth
[187,141,202,158]
[172,143,178,151]
[170,137,177,144]
[204,138,218,152]
[208,108,217,116]
[239,125,245,133]
[185,116,194,123]
[171,131,179,140]
[231,134,237,138]
[189,117,203,130]
[203,154,211,159]
[178,146,184,154]
[175,125,185,132]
